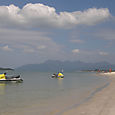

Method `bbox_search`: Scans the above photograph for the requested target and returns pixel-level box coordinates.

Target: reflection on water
[0,83,6,95]
[0,81,23,95]
[57,79,64,89]
[0,81,23,114]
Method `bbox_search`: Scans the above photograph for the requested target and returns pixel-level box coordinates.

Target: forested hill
[16,60,115,72]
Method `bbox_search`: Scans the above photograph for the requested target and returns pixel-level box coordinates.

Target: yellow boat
[0,73,23,82]
[57,72,64,79]
[51,72,64,79]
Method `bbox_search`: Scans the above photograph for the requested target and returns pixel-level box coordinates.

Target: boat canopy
[57,72,64,77]
[0,74,6,80]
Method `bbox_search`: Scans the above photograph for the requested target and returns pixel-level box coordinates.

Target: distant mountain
[16,60,115,72]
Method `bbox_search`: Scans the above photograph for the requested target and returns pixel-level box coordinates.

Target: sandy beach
[1,72,115,115]
[61,72,115,115]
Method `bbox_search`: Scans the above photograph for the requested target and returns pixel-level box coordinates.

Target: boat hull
[57,77,63,80]
[0,79,23,82]
[0,75,23,83]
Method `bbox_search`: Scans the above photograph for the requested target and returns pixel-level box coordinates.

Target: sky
[0,0,115,68]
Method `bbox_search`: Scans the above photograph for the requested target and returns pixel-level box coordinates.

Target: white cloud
[72,49,80,53]
[72,8,111,26]
[0,3,111,29]
[37,45,46,50]
[1,45,13,51]
[99,51,108,56]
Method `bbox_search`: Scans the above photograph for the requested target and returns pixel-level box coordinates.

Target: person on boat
[4,73,6,76]
[52,73,57,78]
[4,73,8,79]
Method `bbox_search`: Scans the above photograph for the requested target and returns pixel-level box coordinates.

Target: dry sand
[61,73,115,115]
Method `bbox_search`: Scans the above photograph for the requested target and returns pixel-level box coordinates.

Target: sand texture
[62,74,115,115]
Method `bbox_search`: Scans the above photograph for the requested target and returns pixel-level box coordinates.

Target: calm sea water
[0,71,109,115]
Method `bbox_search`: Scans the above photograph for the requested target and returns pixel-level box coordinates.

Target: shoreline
[55,82,110,115]
[61,73,115,115]
[1,72,113,115]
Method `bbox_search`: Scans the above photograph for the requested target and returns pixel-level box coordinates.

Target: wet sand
[62,73,115,115]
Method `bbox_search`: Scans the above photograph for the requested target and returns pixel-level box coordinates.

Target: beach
[0,72,111,115]
[62,72,115,115]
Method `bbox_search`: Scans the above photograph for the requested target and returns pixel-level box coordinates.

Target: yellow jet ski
[52,72,64,79]
[0,73,23,82]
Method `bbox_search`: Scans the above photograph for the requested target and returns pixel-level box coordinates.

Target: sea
[0,70,109,115]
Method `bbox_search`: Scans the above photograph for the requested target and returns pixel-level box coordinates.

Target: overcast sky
[0,0,115,68]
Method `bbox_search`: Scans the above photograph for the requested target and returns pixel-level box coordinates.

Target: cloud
[0,28,69,67]
[23,48,35,53]
[95,29,115,40]
[70,39,84,43]
[37,45,46,50]
[0,45,13,52]
[0,3,111,29]
[72,8,111,26]
[0,28,64,56]
[72,49,80,53]
[99,51,108,56]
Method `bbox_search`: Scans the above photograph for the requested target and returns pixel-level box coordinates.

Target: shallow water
[0,71,108,115]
